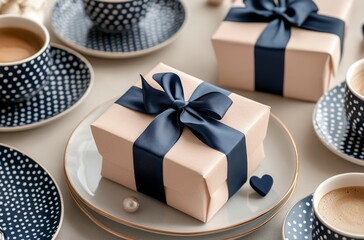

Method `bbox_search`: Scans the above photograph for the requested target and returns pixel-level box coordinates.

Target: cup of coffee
[0,16,50,103]
[345,59,364,136]
[83,0,150,33]
[312,173,364,240]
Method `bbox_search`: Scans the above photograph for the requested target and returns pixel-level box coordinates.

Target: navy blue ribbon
[116,73,248,203]
[225,0,345,95]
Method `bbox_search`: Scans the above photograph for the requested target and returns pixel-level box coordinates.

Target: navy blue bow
[117,73,247,203]
[225,0,345,95]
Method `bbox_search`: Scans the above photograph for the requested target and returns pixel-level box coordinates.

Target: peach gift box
[91,63,270,222]
[212,0,353,102]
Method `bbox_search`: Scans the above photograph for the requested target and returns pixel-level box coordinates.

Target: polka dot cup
[345,59,364,137]
[312,173,364,240]
[83,0,150,33]
[0,16,50,103]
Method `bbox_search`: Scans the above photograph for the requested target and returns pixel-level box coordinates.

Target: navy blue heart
[249,174,273,197]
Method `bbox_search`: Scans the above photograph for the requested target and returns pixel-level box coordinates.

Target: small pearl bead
[123,196,139,213]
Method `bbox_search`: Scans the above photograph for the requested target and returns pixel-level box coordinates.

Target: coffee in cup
[312,173,364,240]
[0,16,50,103]
[0,27,44,63]
[318,186,364,235]
[345,59,364,136]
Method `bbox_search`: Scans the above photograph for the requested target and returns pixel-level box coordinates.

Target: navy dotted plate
[313,82,364,166]
[0,44,93,132]
[283,195,313,240]
[51,0,186,58]
[0,144,63,240]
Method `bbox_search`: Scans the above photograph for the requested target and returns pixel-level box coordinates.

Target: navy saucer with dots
[0,45,92,129]
[314,82,364,162]
[284,195,314,240]
[284,195,355,240]
[51,0,185,54]
[0,145,62,240]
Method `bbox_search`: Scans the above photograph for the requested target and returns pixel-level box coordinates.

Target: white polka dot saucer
[282,195,314,240]
[313,82,364,166]
[51,0,186,58]
[0,43,93,132]
[0,144,64,240]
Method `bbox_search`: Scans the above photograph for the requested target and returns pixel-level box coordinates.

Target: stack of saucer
[64,101,298,239]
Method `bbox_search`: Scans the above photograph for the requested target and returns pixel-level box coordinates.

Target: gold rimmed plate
[66,177,296,240]
[64,100,298,236]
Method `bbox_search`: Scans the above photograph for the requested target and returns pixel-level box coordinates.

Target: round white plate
[0,144,64,240]
[0,43,94,132]
[313,82,364,166]
[51,0,186,59]
[64,101,298,235]
[68,179,295,240]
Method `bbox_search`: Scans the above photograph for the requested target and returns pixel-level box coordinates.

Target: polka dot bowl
[0,144,63,240]
[83,0,150,33]
[0,16,50,103]
[345,59,364,137]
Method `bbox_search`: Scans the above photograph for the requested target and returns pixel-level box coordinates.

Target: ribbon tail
[181,110,247,198]
[301,13,345,57]
[255,19,291,95]
[133,108,182,203]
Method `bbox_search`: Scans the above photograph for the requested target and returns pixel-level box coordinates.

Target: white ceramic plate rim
[0,43,94,132]
[312,83,364,167]
[0,143,65,240]
[64,100,299,235]
[50,0,187,59]
[67,177,296,240]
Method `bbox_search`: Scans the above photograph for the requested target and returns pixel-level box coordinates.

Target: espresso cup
[345,59,364,136]
[312,173,364,240]
[0,16,50,103]
[83,0,150,33]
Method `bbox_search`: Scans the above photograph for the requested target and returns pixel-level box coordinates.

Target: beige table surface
[1,0,364,239]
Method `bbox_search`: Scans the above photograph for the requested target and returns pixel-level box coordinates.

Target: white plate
[68,179,295,240]
[64,101,298,235]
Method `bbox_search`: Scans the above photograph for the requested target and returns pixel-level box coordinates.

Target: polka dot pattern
[83,0,150,32]
[0,47,50,103]
[313,82,364,163]
[51,0,185,55]
[284,195,314,240]
[344,84,364,137]
[0,145,62,240]
[0,45,92,129]
[312,212,356,240]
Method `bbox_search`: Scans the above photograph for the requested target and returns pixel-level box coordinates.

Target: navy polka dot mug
[312,173,364,240]
[345,59,364,137]
[83,0,150,33]
[0,16,50,103]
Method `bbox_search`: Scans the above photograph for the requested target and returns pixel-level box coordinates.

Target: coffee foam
[318,186,364,235]
[0,27,43,63]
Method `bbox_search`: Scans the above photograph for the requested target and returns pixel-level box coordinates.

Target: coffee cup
[312,173,364,240]
[345,59,364,136]
[0,16,50,103]
[83,0,150,33]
